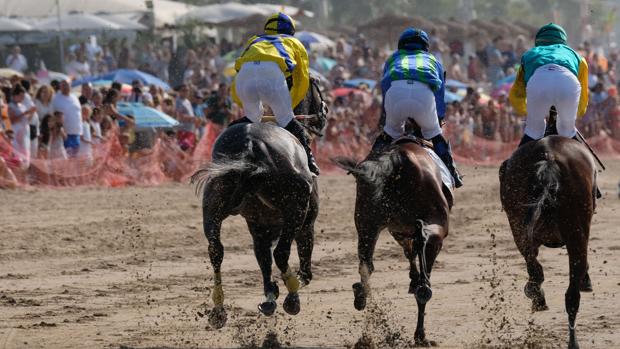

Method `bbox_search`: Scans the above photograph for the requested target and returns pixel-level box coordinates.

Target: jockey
[373,28,463,188]
[509,23,589,146]
[230,12,319,175]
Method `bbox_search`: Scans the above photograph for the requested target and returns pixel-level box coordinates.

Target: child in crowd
[79,105,94,165]
[90,107,104,143]
[49,111,67,160]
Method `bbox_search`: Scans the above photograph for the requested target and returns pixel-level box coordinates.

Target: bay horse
[191,78,326,328]
[499,135,597,349]
[333,139,454,346]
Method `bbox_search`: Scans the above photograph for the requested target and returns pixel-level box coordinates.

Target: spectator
[52,80,82,157]
[79,83,94,106]
[0,90,11,133]
[20,80,39,159]
[35,85,54,120]
[485,36,505,84]
[48,111,67,160]
[8,84,36,167]
[174,84,196,151]
[79,105,94,164]
[90,107,104,144]
[5,46,28,73]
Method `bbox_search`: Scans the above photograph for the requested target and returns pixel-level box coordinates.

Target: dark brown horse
[500,135,597,349]
[191,78,326,328]
[333,140,453,346]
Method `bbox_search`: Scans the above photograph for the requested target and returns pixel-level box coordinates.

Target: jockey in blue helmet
[374,28,463,188]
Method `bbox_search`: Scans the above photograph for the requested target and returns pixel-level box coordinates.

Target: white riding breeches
[235,61,294,127]
[525,64,581,139]
[383,80,442,140]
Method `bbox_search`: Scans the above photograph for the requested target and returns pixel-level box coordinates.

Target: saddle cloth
[394,135,454,189]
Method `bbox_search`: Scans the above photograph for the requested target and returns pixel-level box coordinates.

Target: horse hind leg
[412,220,443,346]
[248,222,280,316]
[580,263,593,292]
[353,221,381,311]
[295,181,318,286]
[522,246,549,312]
[565,237,589,349]
[204,216,227,328]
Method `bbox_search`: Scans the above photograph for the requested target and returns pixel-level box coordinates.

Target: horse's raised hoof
[524,282,548,311]
[297,271,312,287]
[580,274,593,292]
[208,306,227,329]
[353,282,367,311]
[258,300,277,316]
[414,284,433,304]
[283,292,301,315]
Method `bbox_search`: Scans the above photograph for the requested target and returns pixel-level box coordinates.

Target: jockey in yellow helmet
[230,12,318,175]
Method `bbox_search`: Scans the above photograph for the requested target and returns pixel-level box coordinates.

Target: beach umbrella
[0,17,34,32]
[71,80,132,95]
[0,68,23,78]
[312,56,337,73]
[343,78,377,90]
[445,91,464,103]
[116,102,179,129]
[297,31,335,50]
[72,69,170,91]
[445,79,469,89]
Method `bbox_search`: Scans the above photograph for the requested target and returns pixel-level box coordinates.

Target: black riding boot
[431,134,463,188]
[227,116,252,127]
[518,134,536,147]
[284,119,320,175]
[371,131,394,153]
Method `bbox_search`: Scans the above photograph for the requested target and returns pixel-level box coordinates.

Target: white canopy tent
[32,13,123,31]
[0,17,34,32]
[177,2,313,26]
[0,0,195,28]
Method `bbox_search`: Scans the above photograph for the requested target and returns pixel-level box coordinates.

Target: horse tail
[525,153,561,241]
[332,150,402,200]
[191,143,270,195]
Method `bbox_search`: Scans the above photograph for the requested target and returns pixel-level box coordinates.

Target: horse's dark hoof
[297,271,312,287]
[532,301,549,312]
[267,281,280,300]
[414,336,437,347]
[208,306,227,329]
[258,301,277,316]
[353,282,367,311]
[580,275,593,292]
[569,337,580,349]
[283,292,301,315]
[414,284,433,304]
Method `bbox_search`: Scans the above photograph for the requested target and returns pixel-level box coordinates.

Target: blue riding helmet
[398,28,430,51]
[264,12,296,36]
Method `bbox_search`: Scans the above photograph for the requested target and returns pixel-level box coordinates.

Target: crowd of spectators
[2,26,620,187]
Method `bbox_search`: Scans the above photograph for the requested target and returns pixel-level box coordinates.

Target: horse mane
[525,153,561,240]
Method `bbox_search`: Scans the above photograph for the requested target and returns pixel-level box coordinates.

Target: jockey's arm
[434,67,447,120]
[509,66,527,116]
[577,57,589,118]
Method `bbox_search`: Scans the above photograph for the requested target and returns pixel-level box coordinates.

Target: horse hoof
[267,281,280,300]
[208,306,227,329]
[258,301,277,316]
[414,337,437,347]
[414,284,433,304]
[531,302,549,312]
[580,277,593,292]
[297,271,312,287]
[353,282,367,311]
[568,337,580,349]
[283,293,301,315]
[524,281,542,299]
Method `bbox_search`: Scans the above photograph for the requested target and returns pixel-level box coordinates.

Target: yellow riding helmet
[264,12,296,36]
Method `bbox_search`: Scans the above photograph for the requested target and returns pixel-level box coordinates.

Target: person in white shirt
[20,80,39,158]
[5,46,28,73]
[8,84,36,168]
[79,105,93,165]
[52,80,82,157]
